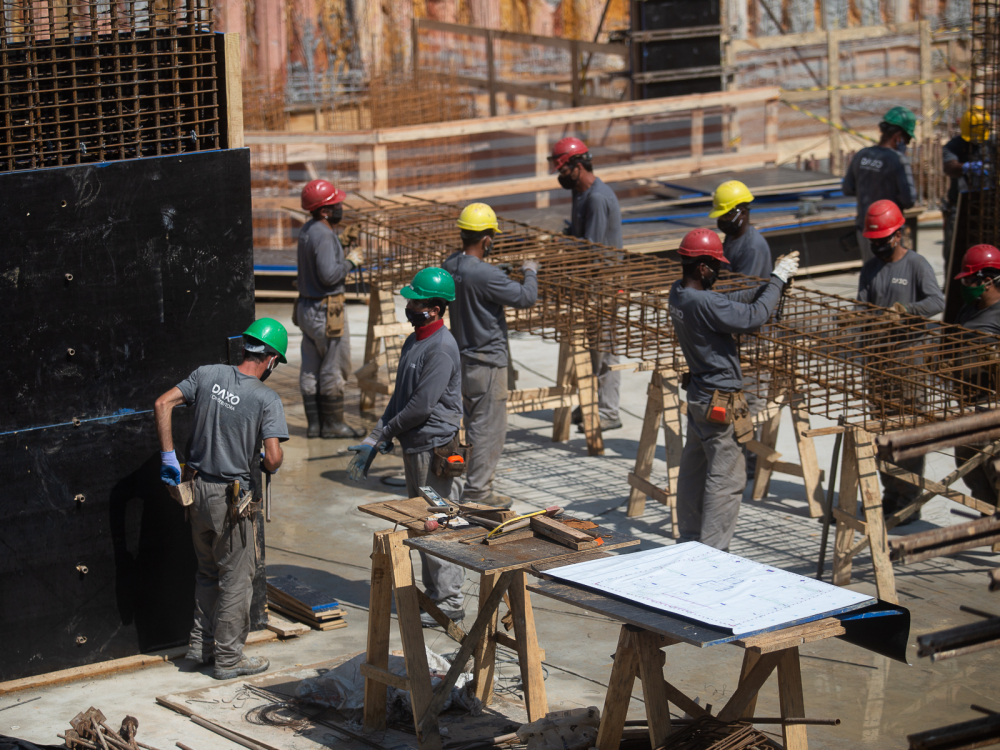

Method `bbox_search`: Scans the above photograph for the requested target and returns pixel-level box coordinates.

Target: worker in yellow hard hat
[443,203,539,509]
[942,106,993,266]
[708,180,773,278]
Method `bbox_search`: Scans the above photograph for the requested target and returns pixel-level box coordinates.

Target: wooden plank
[416,17,629,56]
[473,572,500,706]
[827,29,841,175]
[507,571,549,721]
[633,630,672,746]
[802,426,847,438]
[715,651,783,721]
[595,627,638,750]
[508,386,573,401]
[506,394,579,413]
[363,532,395,731]
[831,507,867,534]
[573,337,604,456]
[777,649,809,750]
[661,372,683,539]
[416,588,467,642]
[493,631,545,660]
[876,461,998,517]
[360,662,412,692]
[737,651,761,719]
[752,383,784,499]
[372,322,411,338]
[530,516,602,550]
[266,576,340,612]
[729,21,922,53]
[552,339,574,443]
[223,33,243,149]
[626,372,665,517]
[855,430,898,604]
[791,393,825,518]
[627,472,670,506]
[832,429,860,587]
[266,611,311,638]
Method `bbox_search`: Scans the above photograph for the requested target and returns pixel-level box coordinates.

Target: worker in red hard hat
[857,199,944,525]
[952,244,1000,509]
[549,136,623,433]
[296,179,365,439]
[669,229,800,550]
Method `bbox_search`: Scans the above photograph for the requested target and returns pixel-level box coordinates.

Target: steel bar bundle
[0,0,219,173]
[349,198,1000,433]
[876,409,1000,461]
[890,514,1000,565]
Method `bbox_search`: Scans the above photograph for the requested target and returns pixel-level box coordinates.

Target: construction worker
[709,180,773,278]
[842,106,917,263]
[346,268,467,627]
[942,107,992,265]
[296,179,365,439]
[857,199,945,525]
[669,229,799,550]
[952,244,1000,508]
[154,318,289,680]
[443,203,538,508]
[549,136,623,432]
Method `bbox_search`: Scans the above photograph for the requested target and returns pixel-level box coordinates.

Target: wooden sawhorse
[359,503,639,750]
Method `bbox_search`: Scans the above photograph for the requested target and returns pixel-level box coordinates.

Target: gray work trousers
[461,361,508,503]
[402,448,466,611]
[591,350,621,421]
[188,476,256,669]
[857,230,874,265]
[297,298,351,398]
[956,446,1000,508]
[676,401,747,551]
[881,454,926,513]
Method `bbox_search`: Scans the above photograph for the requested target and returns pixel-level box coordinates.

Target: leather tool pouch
[707,390,754,445]
[432,435,471,478]
[167,465,197,507]
[325,293,345,338]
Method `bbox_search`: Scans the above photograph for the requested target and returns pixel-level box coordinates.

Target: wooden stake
[363,531,395,732]
[595,627,639,750]
[472,571,500,706]
[777,649,808,750]
[507,571,549,720]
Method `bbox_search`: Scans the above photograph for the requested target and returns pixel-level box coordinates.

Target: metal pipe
[877,408,1000,451]
[890,426,1000,462]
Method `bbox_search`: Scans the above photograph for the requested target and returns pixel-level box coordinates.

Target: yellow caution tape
[779,100,878,143]
[783,74,967,93]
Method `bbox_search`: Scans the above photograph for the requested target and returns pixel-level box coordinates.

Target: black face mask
[717,208,745,236]
[871,237,895,261]
[558,173,577,190]
[259,357,277,382]
[702,266,719,290]
[482,237,493,258]
[325,206,343,225]
[405,307,431,327]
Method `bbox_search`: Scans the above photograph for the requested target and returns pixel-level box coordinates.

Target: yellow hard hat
[457,203,502,233]
[709,180,755,218]
[961,106,992,142]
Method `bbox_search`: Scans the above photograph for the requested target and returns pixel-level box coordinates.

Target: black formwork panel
[0,148,263,681]
[631,0,722,100]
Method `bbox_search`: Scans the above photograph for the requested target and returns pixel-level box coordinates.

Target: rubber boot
[318,395,362,439]
[303,393,321,439]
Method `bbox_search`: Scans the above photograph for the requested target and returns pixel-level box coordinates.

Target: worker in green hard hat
[842,105,917,263]
[347,268,468,629]
[153,317,289,680]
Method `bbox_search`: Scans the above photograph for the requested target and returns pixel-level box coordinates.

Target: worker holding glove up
[668,229,799,550]
[347,267,468,628]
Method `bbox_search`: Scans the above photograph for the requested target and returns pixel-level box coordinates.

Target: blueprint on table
[545,542,875,634]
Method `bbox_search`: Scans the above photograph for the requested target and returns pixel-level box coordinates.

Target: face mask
[895,139,908,155]
[961,282,987,305]
[701,266,719,290]
[325,206,343,225]
[871,241,895,261]
[405,307,431,327]
[558,171,577,190]
[717,208,744,236]
[482,237,493,258]
[259,357,277,382]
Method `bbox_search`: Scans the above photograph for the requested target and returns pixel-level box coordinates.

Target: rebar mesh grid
[349,198,1000,431]
[0,0,219,172]
[967,0,1000,244]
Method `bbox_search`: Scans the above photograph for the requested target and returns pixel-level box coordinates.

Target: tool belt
[325,293,345,338]
[707,390,755,444]
[167,465,197,507]
[228,480,263,550]
[432,435,471,478]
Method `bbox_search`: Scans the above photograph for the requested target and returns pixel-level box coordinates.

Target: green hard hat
[399,267,456,302]
[883,106,917,139]
[243,318,288,363]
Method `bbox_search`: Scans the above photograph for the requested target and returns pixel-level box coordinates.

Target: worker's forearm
[154,403,174,452]
[263,449,283,472]
[943,161,963,179]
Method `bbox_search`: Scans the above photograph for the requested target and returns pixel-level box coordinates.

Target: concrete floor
[3,224,999,749]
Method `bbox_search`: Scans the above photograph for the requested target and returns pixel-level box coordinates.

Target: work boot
[185,646,214,665]
[577,416,622,433]
[476,493,513,509]
[571,406,583,425]
[317,395,363,439]
[303,393,321,439]
[213,655,269,681]
[420,609,466,628]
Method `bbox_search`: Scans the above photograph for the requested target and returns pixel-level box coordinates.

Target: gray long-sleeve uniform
[722,226,773,278]
[442,252,538,503]
[296,220,354,398]
[366,323,466,611]
[857,250,945,511]
[842,145,916,263]
[569,176,623,420]
[669,276,785,551]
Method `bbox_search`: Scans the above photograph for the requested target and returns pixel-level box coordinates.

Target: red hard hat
[678,228,729,263]
[862,199,905,239]
[955,244,1000,279]
[548,137,589,172]
[301,179,345,212]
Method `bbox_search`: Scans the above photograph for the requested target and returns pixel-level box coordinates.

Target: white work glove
[522,260,539,274]
[772,251,800,284]
[346,247,364,269]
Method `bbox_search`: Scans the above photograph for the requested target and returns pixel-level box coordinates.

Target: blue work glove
[963,160,987,176]
[347,444,374,482]
[160,450,181,486]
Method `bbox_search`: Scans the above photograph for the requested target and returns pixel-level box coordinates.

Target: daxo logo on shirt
[212,383,240,410]
[860,157,884,171]
[891,278,908,285]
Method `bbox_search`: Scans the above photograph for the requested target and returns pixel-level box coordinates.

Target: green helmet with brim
[883,106,917,140]
[243,318,288,363]
[399,267,456,302]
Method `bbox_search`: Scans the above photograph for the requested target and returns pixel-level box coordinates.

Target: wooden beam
[360,662,412,692]
[222,33,244,149]
[415,18,628,57]
[729,22,923,53]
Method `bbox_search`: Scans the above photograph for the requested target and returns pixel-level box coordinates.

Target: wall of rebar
[350,197,1000,432]
[967,0,1000,245]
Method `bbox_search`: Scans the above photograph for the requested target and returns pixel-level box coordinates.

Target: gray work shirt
[958,300,1000,335]
[842,146,916,230]
[668,277,785,403]
[296,219,351,299]
[176,364,289,485]
[442,252,538,367]
[370,323,463,453]
[722,226,773,278]
[570,177,623,249]
[856,250,945,318]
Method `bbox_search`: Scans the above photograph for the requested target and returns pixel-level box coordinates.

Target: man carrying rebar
[296,179,365,439]
[857,199,945,525]
[842,106,917,263]
[443,204,539,509]
[951,244,1000,508]
[669,229,799,550]
[549,137,624,433]
[346,268,468,627]
[155,319,289,680]
[942,107,992,266]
